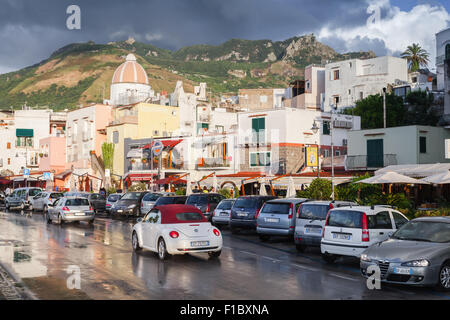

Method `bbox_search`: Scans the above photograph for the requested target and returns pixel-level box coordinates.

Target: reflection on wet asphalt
[0,209,448,300]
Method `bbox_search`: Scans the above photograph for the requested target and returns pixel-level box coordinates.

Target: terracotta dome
[112,54,149,85]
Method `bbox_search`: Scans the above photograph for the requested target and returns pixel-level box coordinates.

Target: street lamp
[311,121,320,178]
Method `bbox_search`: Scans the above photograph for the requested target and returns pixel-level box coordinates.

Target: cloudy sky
[0,0,449,74]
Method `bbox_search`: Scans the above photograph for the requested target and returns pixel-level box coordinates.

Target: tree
[403,90,438,126]
[102,142,114,171]
[342,93,405,129]
[296,178,332,200]
[401,43,429,72]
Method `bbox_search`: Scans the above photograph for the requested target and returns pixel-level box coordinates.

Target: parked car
[141,192,175,215]
[87,193,107,213]
[321,205,409,263]
[5,187,42,211]
[294,200,357,252]
[153,195,187,206]
[46,197,95,225]
[106,193,123,213]
[110,191,149,217]
[256,198,308,241]
[211,199,236,227]
[360,216,450,291]
[30,191,64,212]
[229,195,276,233]
[132,204,223,260]
[185,193,225,221]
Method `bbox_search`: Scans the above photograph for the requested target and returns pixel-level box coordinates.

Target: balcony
[346,154,397,170]
[196,157,230,169]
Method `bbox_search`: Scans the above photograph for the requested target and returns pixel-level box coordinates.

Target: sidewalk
[0,262,37,300]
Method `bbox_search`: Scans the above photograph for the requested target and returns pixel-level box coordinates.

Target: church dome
[112,54,149,85]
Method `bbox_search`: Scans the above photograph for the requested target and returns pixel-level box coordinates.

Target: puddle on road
[22,276,92,300]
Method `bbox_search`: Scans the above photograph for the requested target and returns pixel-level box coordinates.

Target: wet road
[0,208,448,300]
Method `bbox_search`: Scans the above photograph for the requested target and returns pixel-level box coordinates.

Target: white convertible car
[132,204,223,260]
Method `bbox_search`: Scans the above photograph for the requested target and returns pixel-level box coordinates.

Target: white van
[320,205,409,263]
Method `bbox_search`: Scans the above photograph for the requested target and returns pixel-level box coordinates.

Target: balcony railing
[196,157,230,169]
[346,154,397,170]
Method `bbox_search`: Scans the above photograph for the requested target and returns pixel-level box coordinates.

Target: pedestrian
[5,187,10,196]
[193,185,199,193]
[203,186,208,193]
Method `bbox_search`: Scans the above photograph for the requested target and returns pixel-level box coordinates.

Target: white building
[237,108,361,174]
[324,56,408,112]
[436,27,450,91]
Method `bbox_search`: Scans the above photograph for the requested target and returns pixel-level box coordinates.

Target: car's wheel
[296,244,306,252]
[43,205,48,213]
[322,253,338,264]
[259,235,270,242]
[157,238,171,261]
[19,203,25,211]
[132,232,142,252]
[208,250,221,259]
[46,213,52,224]
[437,262,450,291]
[29,204,33,211]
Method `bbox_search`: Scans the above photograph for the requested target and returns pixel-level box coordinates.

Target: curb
[0,261,38,300]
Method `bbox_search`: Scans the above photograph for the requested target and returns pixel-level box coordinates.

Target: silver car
[140,192,174,215]
[46,197,95,225]
[5,187,42,211]
[360,217,450,291]
[30,191,64,212]
[211,199,235,227]
[256,198,308,241]
[106,193,123,213]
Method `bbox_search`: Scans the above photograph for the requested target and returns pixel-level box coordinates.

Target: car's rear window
[175,212,205,221]
[234,198,258,209]
[327,210,363,229]
[298,204,329,220]
[186,195,208,205]
[156,197,177,205]
[29,189,41,196]
[143,193,161,201]
[107,194,122,202]
[50,193,63,199]
[217,200,234,210]
[122,192,143,200]
[66,198,90,206]
[261,202,291,214]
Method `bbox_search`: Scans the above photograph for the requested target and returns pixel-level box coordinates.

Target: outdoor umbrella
[285,176,296,198]
[355,171,429,185]
[259,180,268,196]
[186,173,193,196]
[420,170,450,184]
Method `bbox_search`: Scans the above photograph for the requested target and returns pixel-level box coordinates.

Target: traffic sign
[43,172,52,180]
[23,169,30,178]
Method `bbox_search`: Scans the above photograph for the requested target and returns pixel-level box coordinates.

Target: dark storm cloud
[0,0,380,73]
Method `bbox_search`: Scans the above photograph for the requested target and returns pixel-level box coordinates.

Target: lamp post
[382,87,386,128]
[311,120,320,178]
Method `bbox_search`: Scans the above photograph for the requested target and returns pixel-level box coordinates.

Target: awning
[16,128,33,137]
[55,170,72,180]
[355,171,429,185]
[143,139,183,149]
[153,177,187,185]
[376,163,450,178]
[0,178,11,185]
[125,173,156,181]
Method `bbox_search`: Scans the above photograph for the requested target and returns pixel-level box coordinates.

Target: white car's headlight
[401,259,430,267]
[360,254,371,262]
[128,204,136,209]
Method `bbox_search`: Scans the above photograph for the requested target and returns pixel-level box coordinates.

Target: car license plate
[265,218,279,223]
[393,267,412,275]
[305,228,321,234]
[220,212,229,216]
[237,213,247,216]
[117,210,123,213]
[332,233,351,240]
[75,212,85,216]
[191,241,209,247]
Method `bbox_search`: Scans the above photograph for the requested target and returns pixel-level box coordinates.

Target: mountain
[0,34,376,110]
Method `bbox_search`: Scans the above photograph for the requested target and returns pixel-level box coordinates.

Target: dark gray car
[360,217,450,291]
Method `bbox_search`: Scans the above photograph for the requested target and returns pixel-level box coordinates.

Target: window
[215,125,224,133]
[7,158,10,165]
[6,142,11,149]
[322,121,330,135]
[367,211,392,229]
[333,96,340,105]
[412,77,417,83]
[16,137,33,147]
[250,152,271,167]
[251,117,265,144]
[328,210,363,228]
[392,211,408,229]
[333,70,340,80]
[348,89,351,95]
[420,136,426,153]
[260,95,268,103]
[323,149,329,158]
[359,92,364,100]
[298,204,330,220]
[335,149,340,156]
[113,131,119,144]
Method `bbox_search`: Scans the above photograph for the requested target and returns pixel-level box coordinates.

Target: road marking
[292,264,319,272]
[329,273,358,282]
[240,250,258,256]
[261,256,281,263]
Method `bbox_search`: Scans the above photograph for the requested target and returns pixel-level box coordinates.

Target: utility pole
[383,87,386,128]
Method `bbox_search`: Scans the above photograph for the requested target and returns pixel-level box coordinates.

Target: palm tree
[401,43,430,72]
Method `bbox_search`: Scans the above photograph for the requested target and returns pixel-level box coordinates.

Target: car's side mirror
[137,218,143,223]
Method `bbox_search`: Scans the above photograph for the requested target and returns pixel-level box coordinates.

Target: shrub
[127,182,147,192]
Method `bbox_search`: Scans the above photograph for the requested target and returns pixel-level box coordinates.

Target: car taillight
[329,203,334,210]
[322,210,331,238]
[62,206,70,211]
[288,203,294,219]
[206,203,211,213]
[255,207,261,219]
[362,213,369,242]
[296,204,302,218]
[213,228,220,236]
[141,202,143,208]
[169,231,179,238]
[89,206,93,211]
